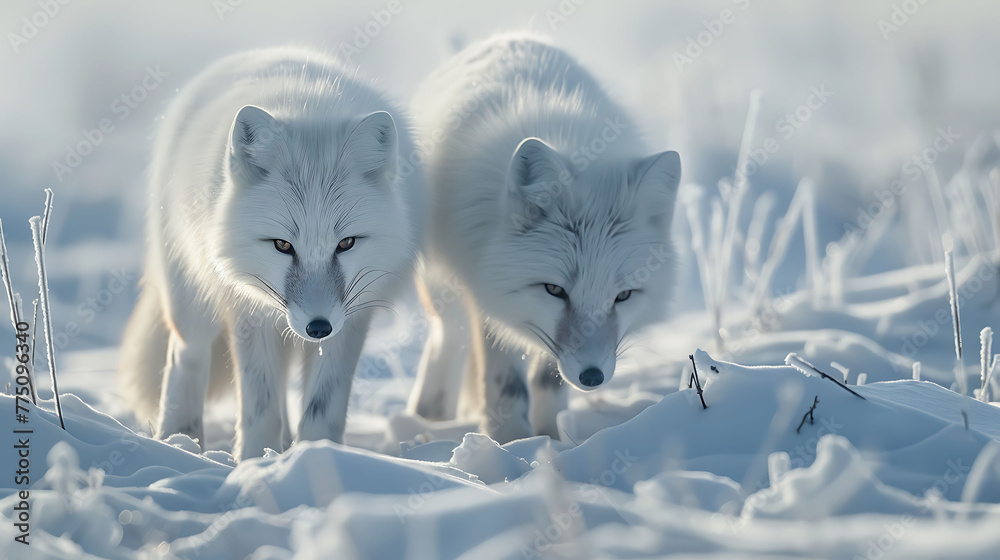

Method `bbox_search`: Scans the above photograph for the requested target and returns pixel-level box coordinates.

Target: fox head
[481,137,680,391]
[211,105,414,342]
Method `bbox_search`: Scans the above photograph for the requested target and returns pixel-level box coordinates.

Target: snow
[2,0,1000,558]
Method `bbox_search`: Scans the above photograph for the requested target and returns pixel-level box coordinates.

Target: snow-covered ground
[2,1,1000,558]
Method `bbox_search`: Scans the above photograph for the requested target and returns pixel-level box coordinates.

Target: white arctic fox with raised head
[118,47,424,460]
[407,35,681,443]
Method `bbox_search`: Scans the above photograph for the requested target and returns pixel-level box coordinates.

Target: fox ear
[228,105,281,184]
[504,138,568,231]
[344,111,398,184]
[633,150,681,228]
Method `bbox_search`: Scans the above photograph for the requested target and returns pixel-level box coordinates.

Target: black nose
[305,318,333,339]
[579,367,604,387]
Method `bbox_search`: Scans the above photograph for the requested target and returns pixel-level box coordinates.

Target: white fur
[407,34,680,442]
[118,47,425,460]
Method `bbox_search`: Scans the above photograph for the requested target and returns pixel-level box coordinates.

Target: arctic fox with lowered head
[408,35,680,443]
[118,47,424,460]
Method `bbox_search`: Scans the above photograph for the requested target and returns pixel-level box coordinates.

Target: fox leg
[230,310,287,460]
[528,355,567,439]
[479,337,534,444]
[156,274,219,447]
[408,272,472,420]
[298,313,372,445]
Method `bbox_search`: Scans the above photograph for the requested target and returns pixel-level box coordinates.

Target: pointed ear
[504,138,569,231]
[633,151,681,228]
[344,111,398,183]
[228,105,282,184]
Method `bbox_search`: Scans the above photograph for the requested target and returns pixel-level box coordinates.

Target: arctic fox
[407,35,681,443]
[118,47,425,460]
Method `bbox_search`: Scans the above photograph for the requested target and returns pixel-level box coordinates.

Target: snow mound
[447,433,532,484]
[554,349,1000,502]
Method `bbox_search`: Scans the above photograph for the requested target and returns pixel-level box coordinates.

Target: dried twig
[786,353,867,400]
[796,396,820,433]
[945,250,967,394]
[30,216,65,430]
[0,219,18,327]
[688,354,707,409]
[1,220,39,404]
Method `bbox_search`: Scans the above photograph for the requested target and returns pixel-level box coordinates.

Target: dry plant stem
[688,354,707,410]
[715,90,762,351]
[0,219,19,327]
[944,250,967,395]
[786,353,866,400]
[796,396,819,434]
[30,216,65,430]
[979,327,993,402]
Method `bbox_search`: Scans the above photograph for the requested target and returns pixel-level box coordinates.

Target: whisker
[234,272,288,311]
[345,266,382,296]
[523,321,557,354]
[345,272,392,307]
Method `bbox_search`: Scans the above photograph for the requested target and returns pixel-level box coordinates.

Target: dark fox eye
[336,237,356,253]
[273,239,294,255]
[615,290,632,303]
[544,284,568,300]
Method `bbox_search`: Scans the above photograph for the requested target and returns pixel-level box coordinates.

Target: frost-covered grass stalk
[31,189,54,371]
[0,218,19,327]
[683,188,717,341]
[743,192,775,289]
[801,183,821,306]
[926,167,950,263]
[981,327,994,402]
[716,90,762,324]
[944,250,967,395]
[750,179,810,317]
[988,355,1000,402]
[0,219,39,403]
[30,215,65,430]
[961,441,1000,505]
[987,169,1000,253]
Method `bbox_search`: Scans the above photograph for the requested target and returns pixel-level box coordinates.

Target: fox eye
[273,239,294,255]
[544,284,568,300]
[336,237,356,253]
[615,290,632,303]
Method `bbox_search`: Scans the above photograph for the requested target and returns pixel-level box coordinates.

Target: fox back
[414,34,680,391]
